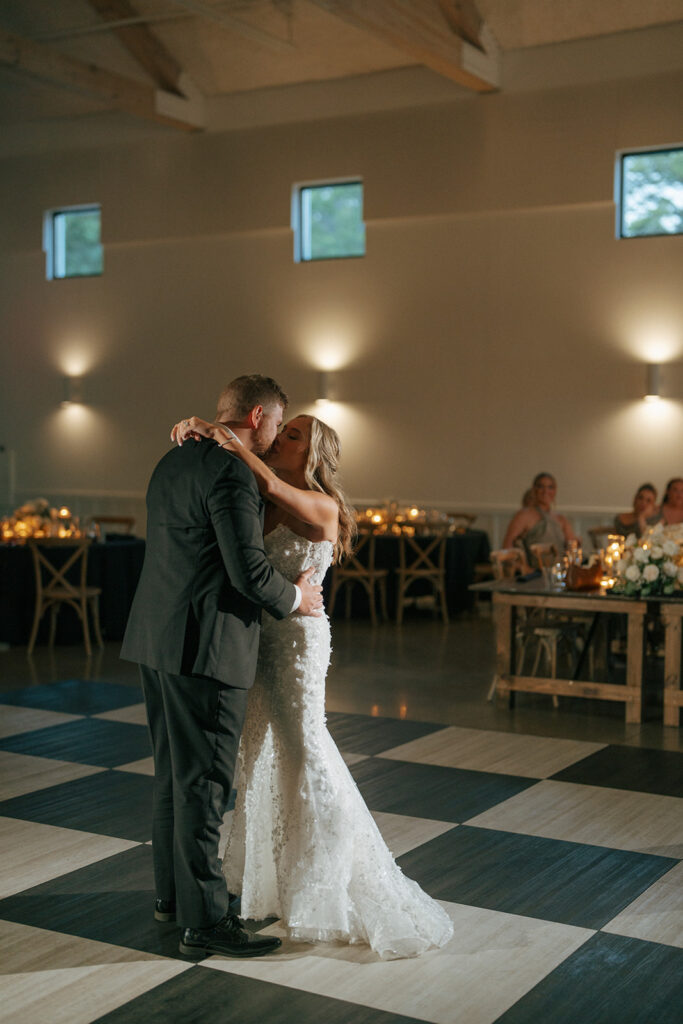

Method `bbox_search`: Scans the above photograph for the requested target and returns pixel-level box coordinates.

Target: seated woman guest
[661,477,683,525]
[613,483,660,537]
[502,472,577,559]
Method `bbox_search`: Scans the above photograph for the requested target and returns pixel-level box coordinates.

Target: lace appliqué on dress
[223,523,453,960]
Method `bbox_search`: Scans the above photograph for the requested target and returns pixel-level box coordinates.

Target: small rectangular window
[43,205,103,279]
[292,180,365,262]
[616,146,683,239]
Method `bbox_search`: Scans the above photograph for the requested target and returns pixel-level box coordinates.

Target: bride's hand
[170,416,217,446]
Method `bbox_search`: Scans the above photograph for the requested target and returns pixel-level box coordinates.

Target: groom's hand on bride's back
[295,567,324,617]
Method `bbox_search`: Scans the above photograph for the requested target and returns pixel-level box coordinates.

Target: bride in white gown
[173,412,453,960]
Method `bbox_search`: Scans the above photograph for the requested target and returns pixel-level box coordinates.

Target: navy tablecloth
[0,538,146,646]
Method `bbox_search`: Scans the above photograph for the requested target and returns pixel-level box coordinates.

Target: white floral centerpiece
[613,524,683,597]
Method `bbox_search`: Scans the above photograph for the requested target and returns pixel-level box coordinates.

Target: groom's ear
[246,405,264,429]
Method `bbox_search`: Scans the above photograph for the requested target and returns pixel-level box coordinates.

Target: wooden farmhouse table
[661,601,683,727]
[471,579,665,724]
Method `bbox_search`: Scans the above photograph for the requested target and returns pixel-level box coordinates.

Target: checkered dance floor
[1,677,682,1023]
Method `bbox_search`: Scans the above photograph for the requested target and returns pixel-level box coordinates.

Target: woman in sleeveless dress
[171,413,453,961]
[502,472,577,562]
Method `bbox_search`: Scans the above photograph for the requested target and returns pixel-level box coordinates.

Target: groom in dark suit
[121,375,322,958]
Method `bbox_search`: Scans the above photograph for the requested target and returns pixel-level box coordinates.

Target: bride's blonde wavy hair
[302,415,356,563]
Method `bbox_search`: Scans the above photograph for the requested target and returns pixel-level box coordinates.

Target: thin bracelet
[219,440,232,449]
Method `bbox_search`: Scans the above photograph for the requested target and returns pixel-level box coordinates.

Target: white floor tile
[0,920,174,972]
[371,811,456,857]
[0,817,140,899]
[341,751,368,766]
[116,756,154,776]
[465,780,683,856]
[0,961,190,1024]
[0,706,84,739]
[205,900,594,1024]
[379,726,606,778]
[602,861,683,948]
[0,751,105,801]
[93,703,147,725]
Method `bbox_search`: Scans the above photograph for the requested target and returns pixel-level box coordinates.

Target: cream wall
[1,66,682,539]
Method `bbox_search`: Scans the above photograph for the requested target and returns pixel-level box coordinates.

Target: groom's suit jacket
[121,437,296,687]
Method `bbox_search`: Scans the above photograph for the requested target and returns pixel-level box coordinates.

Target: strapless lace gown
[223,524,453,960]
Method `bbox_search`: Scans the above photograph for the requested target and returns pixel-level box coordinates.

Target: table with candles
[0,500,145,647]
[326,502,491,618]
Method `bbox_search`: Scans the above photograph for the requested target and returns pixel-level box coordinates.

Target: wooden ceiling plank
[85,0,185,95]
[0,28,204,131]
[308,0,498,91]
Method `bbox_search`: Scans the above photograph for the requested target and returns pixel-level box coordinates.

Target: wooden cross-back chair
[528,542,561,569]
[327,527,388,626]
[396,527,449,625]
[27,538,103,657]
[490,547,528,580]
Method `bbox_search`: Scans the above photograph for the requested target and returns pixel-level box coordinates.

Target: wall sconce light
[316,370,332,405]
[644,363,661,402]
[62,375,85,406]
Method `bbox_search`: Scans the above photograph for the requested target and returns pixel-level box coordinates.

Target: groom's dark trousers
[121,438,296,929]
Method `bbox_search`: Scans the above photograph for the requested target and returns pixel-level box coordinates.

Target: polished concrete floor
[1,613,682,1024]
[3,613,681,751]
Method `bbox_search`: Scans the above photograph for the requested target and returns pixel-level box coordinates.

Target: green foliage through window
[295,182,365,261]
[45,206,103,279]
[618,148,683,238]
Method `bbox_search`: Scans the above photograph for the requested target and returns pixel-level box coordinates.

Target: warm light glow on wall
[297,315,365,372]
[612,307,682,364]
[58,348,97,377]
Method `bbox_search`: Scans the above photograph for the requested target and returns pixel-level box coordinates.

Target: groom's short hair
[217,375,289,420]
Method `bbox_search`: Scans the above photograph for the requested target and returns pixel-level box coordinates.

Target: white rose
[650,545,664,560]
[663,560,678,578]
[663,540,679,557]
[678,567,683,585]
[615,559,629,574]
[643,564,659,583]
[633,547,649,564]
[625,565,641,582]
[624,533,637,548]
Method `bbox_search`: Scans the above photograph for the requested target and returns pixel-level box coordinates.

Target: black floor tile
[0,717,151,767]
[349,756,536,822]
[0,846,180,958]
[0,770,154,840]
[550,744,683,798]
[0,679,143,715]
[326,711,446,755]
[397,825,678,929]
[496,932,683,1024]
[91,964,430,1024]
[0,846,271,956]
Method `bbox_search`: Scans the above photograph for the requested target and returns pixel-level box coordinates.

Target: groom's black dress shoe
[154,899,176,922]
[179,914,282,958]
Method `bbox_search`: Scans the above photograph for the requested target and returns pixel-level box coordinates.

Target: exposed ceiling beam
[308,0,499,92]
[437,0,484,50]
[85,0,185,95]
[0,28,205,131]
